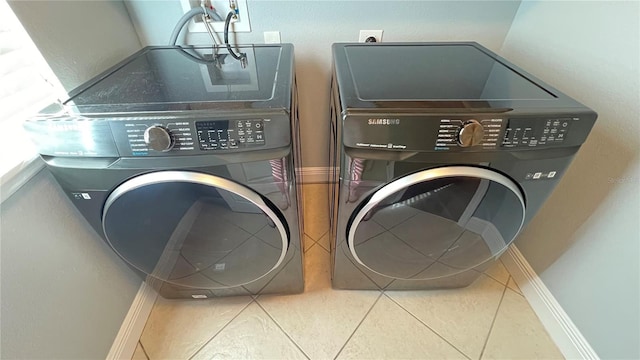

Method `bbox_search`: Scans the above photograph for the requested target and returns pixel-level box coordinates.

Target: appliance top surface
[333,42,589,111]
[61,44,293,114]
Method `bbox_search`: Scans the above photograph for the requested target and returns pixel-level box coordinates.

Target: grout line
[304,239,317,253]
[333,292,384,360]
[303,228,329,243]
[254,301,311,360]
[315,234,331,252]
[506,275,523,296]
[478,282,509,360]
[317,241,330,254]
[138,341,150,360]
[187,298,255,360]
[383,293,472,360]
[484,259,512,286]
[303,232,319,250]
[482,271,509,287]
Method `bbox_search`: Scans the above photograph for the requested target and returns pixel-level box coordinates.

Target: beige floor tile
[257,245,380,360]
[337,296,467,360]
[507,276,523,295]
[386,275,506,359]
[482,288,563,360]
[131,342,148,360]
[302,184,330,240]
[484,260,510,285]
[140,295,252,359]
[192,302,307,360]
[303,234,316,253]
[316,231,330,252]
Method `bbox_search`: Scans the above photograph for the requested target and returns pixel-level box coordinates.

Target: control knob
[457,120,484,147]
[144,125,174,152]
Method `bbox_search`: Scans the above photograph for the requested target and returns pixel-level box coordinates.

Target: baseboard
[106,282,158,360]
[296,166,337,184]
[502,245,599,360]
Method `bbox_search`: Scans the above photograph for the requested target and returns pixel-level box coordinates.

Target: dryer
[25,44,304,299]
[329,42,597,290]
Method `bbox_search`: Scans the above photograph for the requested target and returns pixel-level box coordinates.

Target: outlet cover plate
[359,30,383,42]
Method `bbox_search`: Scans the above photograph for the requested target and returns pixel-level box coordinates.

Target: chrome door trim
[347,166,526,278]
[102,170,289,286]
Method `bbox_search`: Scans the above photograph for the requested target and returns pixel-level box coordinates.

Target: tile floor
[132,184,563,360]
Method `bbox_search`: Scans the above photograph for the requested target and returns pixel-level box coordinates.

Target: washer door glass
[102,171,288,289]
[347,166,525,280]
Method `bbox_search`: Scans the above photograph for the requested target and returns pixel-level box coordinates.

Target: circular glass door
[102,171,288,289]
[347,166,525,280]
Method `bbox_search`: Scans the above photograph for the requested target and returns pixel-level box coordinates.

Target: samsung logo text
[367,118,400,125]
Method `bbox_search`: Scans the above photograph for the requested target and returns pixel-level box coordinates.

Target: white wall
[0,168,141,358]
[8,0,142,91]
[125,0,522,168]
[3,1,144,357]
[500,2,640,359]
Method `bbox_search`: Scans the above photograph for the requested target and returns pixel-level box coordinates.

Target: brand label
[367,118,400,125]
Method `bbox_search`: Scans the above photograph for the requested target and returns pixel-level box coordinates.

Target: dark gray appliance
[25,44,304,299]
[330,42,597,290]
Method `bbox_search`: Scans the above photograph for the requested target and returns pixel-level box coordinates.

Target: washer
[329,42,597,290]
[25,45,304,299]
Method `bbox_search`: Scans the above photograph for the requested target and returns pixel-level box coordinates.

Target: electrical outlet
[264,31,281,44]
[180,0,251,33]
[359,30,383,43]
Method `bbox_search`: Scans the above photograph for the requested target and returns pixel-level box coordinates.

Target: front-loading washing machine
[329,42,597,290]
[25,44,304,298]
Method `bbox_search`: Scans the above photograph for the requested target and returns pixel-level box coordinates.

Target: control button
[255,122,262,129]
[144,125,174,152]
[533,172,542,179]
[548,171,557,178]
[457,120,484,147]
[256,133,264,141]
[238,122,243,128]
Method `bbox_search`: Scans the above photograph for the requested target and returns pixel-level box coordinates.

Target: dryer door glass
[102,171,289,289]
[347,166,525,280]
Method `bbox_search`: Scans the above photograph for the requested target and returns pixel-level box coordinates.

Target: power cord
[224,11,245,61]
[169,6,246,66]
[169,7,222,46]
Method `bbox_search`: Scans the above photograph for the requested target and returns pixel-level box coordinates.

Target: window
[0,0,65,177]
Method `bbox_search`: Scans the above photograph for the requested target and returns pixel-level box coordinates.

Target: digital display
[196,119,265,150]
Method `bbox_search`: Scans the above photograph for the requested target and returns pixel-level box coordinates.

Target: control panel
[344,113,590,153]
[432,117,575,150]
[435,118,503,150]
[109,118,268,156]
[502,118,572,148]
[196,119,265,150]
[117,121,195,156]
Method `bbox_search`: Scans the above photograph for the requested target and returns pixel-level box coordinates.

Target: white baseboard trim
[106,282,158,360]
[502,245,599,360]
[296,166,337,184]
